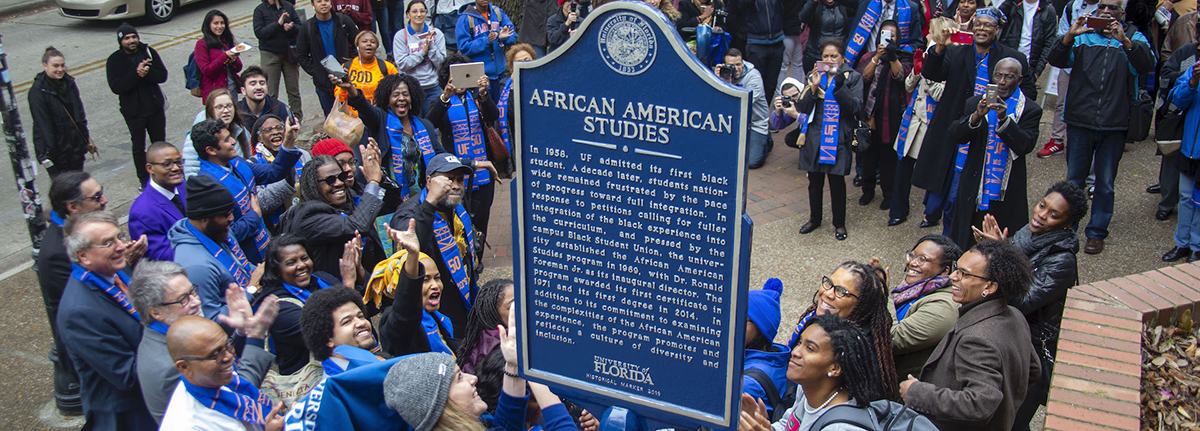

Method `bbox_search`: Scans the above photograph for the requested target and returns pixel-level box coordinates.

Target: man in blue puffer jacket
[455,0,518,101]
[1167,62,1200,263]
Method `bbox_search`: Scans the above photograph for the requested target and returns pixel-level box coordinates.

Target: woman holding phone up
[794,38,863,241]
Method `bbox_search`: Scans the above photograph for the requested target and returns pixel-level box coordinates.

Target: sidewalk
[0,0,53,18]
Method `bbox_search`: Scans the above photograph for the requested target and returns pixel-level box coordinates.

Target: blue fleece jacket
[742,344,790,415]
[167,218,254,319]
[455,3,518,79]
[1172,68,1200,160]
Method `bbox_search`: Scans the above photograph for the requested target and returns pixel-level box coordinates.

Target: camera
[718,64,736,80]
[782,96,794,108]
[569,0,580,30]
[712,7,728,28]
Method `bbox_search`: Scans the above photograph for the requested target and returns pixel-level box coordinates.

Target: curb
[0,0,53,19]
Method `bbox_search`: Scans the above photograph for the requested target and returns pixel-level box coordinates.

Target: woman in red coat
[195,10,243,104]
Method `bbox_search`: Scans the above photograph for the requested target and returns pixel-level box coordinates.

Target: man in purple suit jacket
[129,142,187,261]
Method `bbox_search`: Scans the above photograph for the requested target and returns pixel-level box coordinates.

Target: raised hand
[124,234,148,267]
[359,138,383,184]
[282,115,300,150]
[339,231,363,287]
[219,283,279,339]
[387,218,421,255]
[738,393,771,431]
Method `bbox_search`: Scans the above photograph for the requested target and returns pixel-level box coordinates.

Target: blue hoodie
[167,218,252,319]
[455,2,518,79]
[742,344,790,415]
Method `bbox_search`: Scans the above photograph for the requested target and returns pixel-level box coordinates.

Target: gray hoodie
[167,218,256,319]
[734,60,770,135]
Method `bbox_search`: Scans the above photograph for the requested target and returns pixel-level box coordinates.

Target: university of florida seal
[597,12,656,76]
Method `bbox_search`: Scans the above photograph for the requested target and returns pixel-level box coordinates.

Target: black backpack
[743,368,797,423]
[806,400,938,431]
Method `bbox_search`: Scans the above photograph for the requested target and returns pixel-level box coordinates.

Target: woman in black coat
[30,47,90,176]
[793,38,863,241]
[973,180,1087,431]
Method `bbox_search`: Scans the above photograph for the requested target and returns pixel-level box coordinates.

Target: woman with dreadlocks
[456,278,514,374]
[785,261,899,400]
[279,152,388,283]
[739,313,886,430]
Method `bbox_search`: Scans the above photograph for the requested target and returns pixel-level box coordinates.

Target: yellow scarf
[364,249,433,308]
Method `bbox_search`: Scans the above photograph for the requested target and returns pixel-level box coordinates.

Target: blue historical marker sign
[511,2,753,430]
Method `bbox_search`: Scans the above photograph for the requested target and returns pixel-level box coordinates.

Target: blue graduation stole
[199,158,270,261]
[50,212,66,227]
[818,74,840,165]
[253,151,304,227]
[71,264,139,322]
[847,0,911,64]
[182,373,274,426]
[185,220,253,287]
[420,187,476,309]
[387,112,438,200]
[895,77,937,160]
[447,92,491,189]
[322,345,383,377]
[423,310,455,355]
[979,92,1022,210]
[498,78,513,153]
[955,51,990,173]
[282,277,332,303]
[786,310,817,348]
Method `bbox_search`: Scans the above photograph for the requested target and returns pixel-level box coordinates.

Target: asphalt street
[0,3,1184,430]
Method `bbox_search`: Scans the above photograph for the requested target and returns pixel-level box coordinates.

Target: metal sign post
[0,35,47,258]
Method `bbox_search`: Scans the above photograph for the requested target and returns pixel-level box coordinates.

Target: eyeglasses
[179,339,236,362]
[821,276,859,299]
[87,233,129,249]
[974,21,999,29]
[321,171,352,186]
[148,159,185,168]
[259,124,285,134]
[905,251,938,266]
[159,285,199,307]
[949,261,994,282]
[77,186,104,202]
[214,103,235,112]
[1096,3,1122,10]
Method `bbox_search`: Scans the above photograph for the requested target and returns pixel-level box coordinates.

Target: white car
[56,0,204,23]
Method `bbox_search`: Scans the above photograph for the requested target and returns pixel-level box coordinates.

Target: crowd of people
[23,0,1200,428]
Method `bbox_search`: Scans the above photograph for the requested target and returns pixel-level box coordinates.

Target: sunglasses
[78,186,105,202]
[321,171,352,186]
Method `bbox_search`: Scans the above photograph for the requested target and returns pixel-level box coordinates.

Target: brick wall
[1043,262,1200,430]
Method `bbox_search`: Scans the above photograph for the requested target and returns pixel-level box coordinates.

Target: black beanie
[117,22,138,42]
[185,176,235,220]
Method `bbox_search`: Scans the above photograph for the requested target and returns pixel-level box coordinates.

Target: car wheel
[144,0,176,23]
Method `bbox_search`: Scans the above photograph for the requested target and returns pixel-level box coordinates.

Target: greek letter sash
[786,310,817,348]
[420,188,475,309]
[895,82,937,159]
[182,373,274,426]
[447,93,491,188]
[387,113,438,199]
[979,92,1023,210]
[199,158,270,262]
[185,220,252,287]
[819,74,840,165]
[423,310,455,355]
[72,263,138,322]
[498,78,513,153]
[847,0,911,65]
[282,277,332,303]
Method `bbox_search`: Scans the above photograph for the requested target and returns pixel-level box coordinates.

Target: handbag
[1155,90,1185,156]
[481,121,510,168]
[852,120,872,154]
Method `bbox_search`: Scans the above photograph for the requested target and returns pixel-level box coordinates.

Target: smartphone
[450,62,486,88]
[986,84,999,106]
[321,55,348,80]
[881,29,893,43]
[815,61,838,74]
[950,31,974,44]
[1086,16,1114,30]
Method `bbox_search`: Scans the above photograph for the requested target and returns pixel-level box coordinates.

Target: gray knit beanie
[384,352,457,431]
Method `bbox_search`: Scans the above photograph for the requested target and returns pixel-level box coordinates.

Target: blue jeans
[434,12,459,52]
[1176,171,1200,251]
[746,130,770,169]
[1066,125,1126,239]
[421,85,441,118]
[389,0,406,44]
[316,87,335,117]
[374,2,393,58]
[531,45,547,58]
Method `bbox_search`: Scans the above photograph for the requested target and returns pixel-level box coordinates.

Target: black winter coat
[518,0,561,47]
[944,93,1041,248]
[794,65,863,175]
[106,43,167,118]
[426,91,500,156]
[798,0,853,70]
[1009,226,1078,363]
[998,0,1059,78]
[254,271,343,375]
[676,0,727,33]
[389,197,476,336]
[1047,24,1156,131]
[29,72,89,167]
[730,0,784,40]
[278,191,386,281]
[913,42,1034,193]
[376,263,460,357]
[296,14,359,90]
[546,11,572,52]
[253,0,302,56]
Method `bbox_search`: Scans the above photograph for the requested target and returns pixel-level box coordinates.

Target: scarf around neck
[182,372,274,426]
[447,92,491,188]
[185,220,253,287]
[199,158,270,261]
[847,0,911,64]
[387,112,437,200]
[891,276,949,320]
[72,263,139,322]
